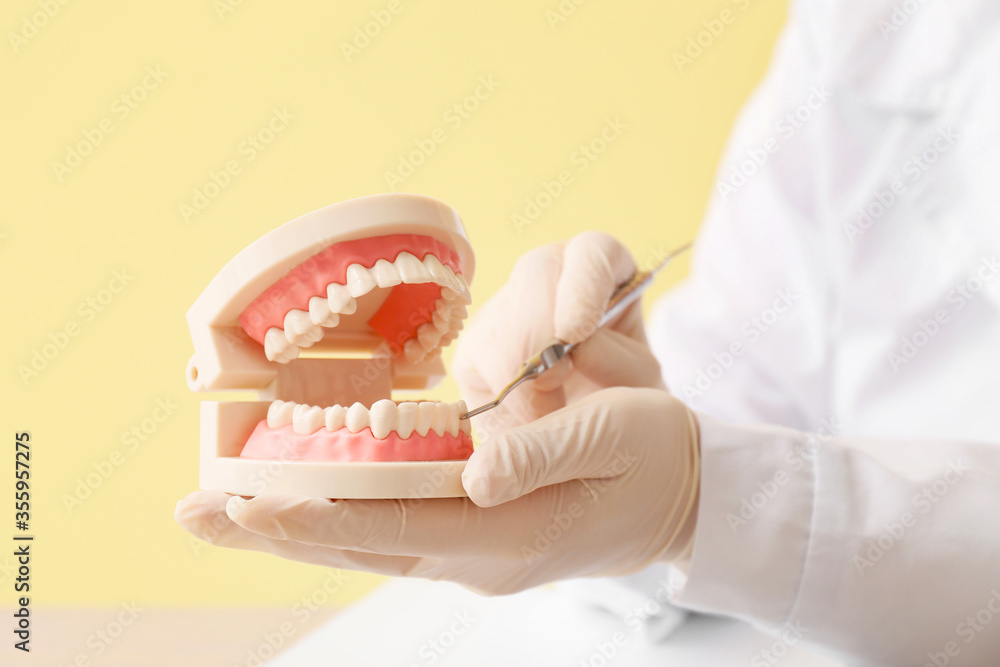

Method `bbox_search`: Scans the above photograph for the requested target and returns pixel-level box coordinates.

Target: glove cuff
[612,402,701,576]
[658,405,701,563]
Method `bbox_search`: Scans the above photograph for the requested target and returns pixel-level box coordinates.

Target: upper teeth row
[263,252,471,364]
[267,398,472,439]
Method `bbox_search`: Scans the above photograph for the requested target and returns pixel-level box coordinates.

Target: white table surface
[267,578,844,667]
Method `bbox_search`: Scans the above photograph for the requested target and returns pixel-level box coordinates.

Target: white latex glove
[175,387,700,596]
[453,232,666,427]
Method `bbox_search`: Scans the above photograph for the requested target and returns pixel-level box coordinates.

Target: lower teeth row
[267,399,471,439]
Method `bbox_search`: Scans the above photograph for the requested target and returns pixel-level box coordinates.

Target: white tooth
[448,306,468,332]
[309,296,340,327]
[372,259,402,288]
[293,404,325,435]
[445,403,460,437]
[345,402,370,433]
[422,254,453,288]
[440,330,459,345]
[325,404,347,431]
[442,265,462,291]
[415,402,436,437]
[442,284,472,305]
[303,326,323,344]
[264,328,300,363]
[264,327,284,361]
[368,399,397,439]
[326,283,358,315]
[417,322,444,349]
[277,401,296,425]
[346,264,377,298]
[267,400,285,428]
[447,273,469,299]
[267,400,295,429]
[432,311,448,332]
[435,301,454,321]
[431,403,450,436]
[305,405,325,433]
[284,309,323,346]
[395,252,432,283]
[458,400,472,435]
[396,402,418,438]
[404,339,427,364]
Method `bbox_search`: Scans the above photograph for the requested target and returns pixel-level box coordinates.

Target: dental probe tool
[459,242,693,420]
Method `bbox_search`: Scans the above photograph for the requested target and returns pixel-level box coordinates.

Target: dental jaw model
[186,194,475,498]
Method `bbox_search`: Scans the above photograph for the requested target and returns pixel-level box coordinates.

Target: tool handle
[601,270,654,328]
[599,243,691,330]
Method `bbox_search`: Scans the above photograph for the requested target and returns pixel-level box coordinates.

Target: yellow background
[1,0,786,607]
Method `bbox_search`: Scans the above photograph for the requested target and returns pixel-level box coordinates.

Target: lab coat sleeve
[648,0,1000,662]
[674,416,1000,665]
[649,0,838,432]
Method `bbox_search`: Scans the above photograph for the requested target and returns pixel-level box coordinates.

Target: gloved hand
[175,387,700,596]
[453,232,665,428]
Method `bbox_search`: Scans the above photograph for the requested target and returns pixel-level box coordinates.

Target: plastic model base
[186,194,476,500]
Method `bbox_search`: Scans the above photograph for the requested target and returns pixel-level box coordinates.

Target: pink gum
[239,421,474,462]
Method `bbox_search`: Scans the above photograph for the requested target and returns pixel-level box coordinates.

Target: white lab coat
[646,0,1000,664]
